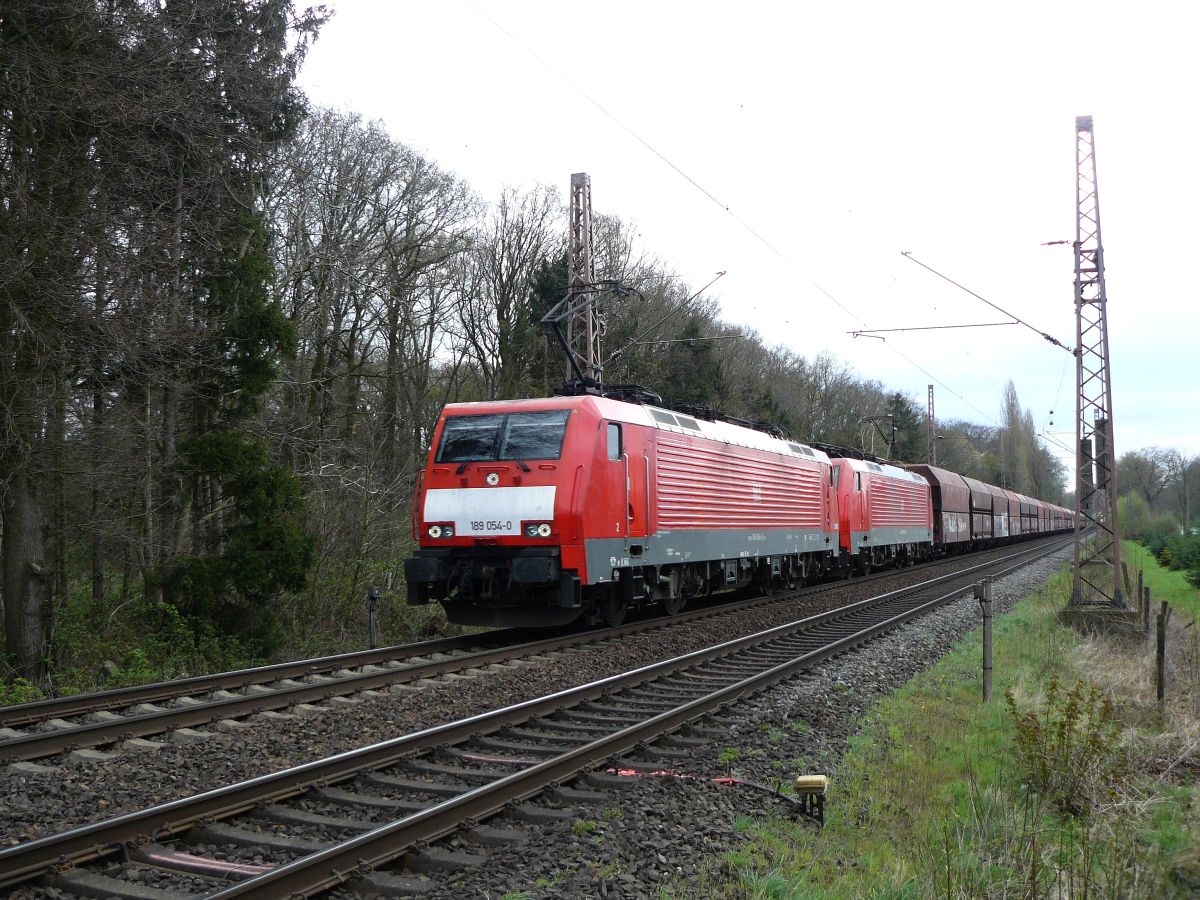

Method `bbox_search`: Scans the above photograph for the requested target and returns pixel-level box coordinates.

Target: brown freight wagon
[959,475,995,543]
[906,464,971,547]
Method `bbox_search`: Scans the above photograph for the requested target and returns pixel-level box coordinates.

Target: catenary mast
[566,173,602,385]
[926,384,936,465]
[1071,116,1125,607]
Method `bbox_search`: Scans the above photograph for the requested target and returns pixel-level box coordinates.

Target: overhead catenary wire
[850,321,1016,337]
[464,0,788,261]
[816,284,999,425]
[901,252,1073,353]
[604,271,727,365]
[464,1,1010,427]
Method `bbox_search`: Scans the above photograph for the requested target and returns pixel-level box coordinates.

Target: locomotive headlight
[524,521,553,538]
[427,525,442,538]
[525,524,539,537]
[536,523,552,538]
[442,525,454,537]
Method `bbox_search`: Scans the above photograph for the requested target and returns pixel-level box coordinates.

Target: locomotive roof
[439,395,830,464]
[838,456,927,485]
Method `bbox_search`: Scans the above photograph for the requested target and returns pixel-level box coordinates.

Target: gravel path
[2,545,1066,899]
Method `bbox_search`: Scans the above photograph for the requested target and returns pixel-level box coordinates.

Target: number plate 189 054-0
[422,486,556,538]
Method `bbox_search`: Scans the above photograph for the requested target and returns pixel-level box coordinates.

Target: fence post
[975,577,993,701]
[1143,585,1151,633]
[1156,600,1170,711]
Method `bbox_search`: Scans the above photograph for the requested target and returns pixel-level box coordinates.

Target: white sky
[297,1,1200,468]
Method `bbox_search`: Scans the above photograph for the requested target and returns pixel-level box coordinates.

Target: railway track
[0,538,1068,896]
[0,541,1052,765]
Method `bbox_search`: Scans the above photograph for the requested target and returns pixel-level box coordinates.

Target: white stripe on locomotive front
[424,486,557,536]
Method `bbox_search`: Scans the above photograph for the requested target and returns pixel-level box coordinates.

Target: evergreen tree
[887,392,925,462]
[168,212,314,652]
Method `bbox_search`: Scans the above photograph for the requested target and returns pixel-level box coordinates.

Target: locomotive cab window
[436,413,504,462]
[607,423,622,460]
[437,410,570,463]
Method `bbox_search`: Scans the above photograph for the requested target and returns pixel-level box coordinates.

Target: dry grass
[1072,613,1200,774]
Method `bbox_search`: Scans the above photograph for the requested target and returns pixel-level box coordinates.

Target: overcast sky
[297,1,1199,467]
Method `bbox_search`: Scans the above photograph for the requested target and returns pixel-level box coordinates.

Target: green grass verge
[696,566,1200,898]
[1124,539,1200,618]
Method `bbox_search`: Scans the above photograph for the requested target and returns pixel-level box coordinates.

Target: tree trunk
[160,379,180,566]
[49,378,66,648]
[91,371,105,607]
[2,468,49,683]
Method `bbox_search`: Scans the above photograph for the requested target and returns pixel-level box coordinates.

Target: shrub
[0,677,45,706]
[1004,675,1121,817]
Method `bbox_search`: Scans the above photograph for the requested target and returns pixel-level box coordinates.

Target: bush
[0,677,45,706]
[1118,494,1152,538]
[48,577,259,696]
[1142,528,1200,578]
[1005,675,1121,817]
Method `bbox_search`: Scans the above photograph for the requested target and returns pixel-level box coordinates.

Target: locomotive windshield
[436,410,571,463]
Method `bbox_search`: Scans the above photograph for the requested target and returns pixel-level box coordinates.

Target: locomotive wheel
[661,594,686,616]
[596,586,628,628]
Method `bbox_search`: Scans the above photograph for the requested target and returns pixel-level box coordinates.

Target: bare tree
[1163,449,1196,528]
[452,186,563,401]
[1119,448,1171,507]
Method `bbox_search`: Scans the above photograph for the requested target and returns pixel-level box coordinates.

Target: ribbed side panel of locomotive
[655,435,825,530]
[866,474,932,531]
[862,467,933,566]
[641,425,834,599]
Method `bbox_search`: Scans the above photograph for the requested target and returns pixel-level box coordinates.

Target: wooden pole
[976,577,993,701]
[1156,600,1170,711]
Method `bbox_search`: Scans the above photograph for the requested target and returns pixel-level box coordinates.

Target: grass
[1124,539,1200,617]
[693,563,1200,898]
[571,818,600,835]
[718,747,743,766]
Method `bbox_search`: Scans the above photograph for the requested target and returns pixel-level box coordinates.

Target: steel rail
[0,538,1062,763]
[211,537,1070,897]
[0,631,534,729]
[0,539,1067,891]
[0,548,918,733]
[0,604,732,764]
[0,549,934,729]
[1,534,1062,731]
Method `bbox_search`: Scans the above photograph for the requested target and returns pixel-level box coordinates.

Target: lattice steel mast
[566,173,602,385]
[1071,115,1124,607]
[926,384,936,465]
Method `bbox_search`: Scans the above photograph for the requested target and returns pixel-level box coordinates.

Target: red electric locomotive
[405,393,840,627]
[829,456,933,573]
